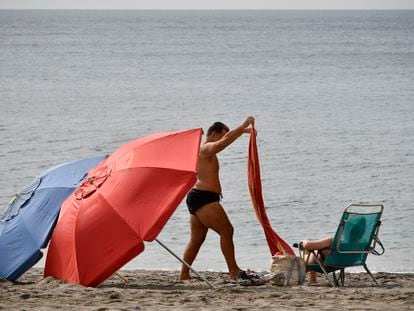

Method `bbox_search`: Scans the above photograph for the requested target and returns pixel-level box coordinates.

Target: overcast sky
[0,0,413,10]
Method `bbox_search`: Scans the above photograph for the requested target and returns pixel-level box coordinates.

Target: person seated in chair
[300,237,333,284]
[301,218,368,284]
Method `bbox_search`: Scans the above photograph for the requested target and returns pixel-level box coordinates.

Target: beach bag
[270,254,305,286]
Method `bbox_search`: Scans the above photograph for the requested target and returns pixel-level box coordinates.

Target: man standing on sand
[179,116,262,285]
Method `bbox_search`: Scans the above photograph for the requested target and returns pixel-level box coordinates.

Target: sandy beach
[1,268,413,310]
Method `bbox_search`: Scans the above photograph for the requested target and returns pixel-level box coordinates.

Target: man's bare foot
[228,269,242,280]
[177,278,192,284]
[178,272,191,282]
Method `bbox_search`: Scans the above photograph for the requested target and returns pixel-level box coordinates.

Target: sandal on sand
[235,270,265,286]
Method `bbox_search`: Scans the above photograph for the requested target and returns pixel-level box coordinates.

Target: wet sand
[1,268,413,310]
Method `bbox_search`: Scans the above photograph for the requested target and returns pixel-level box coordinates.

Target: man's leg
[195,202,241,279]
[179,214,208,281]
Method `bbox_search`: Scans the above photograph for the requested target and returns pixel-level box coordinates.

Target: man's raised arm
[202,116,255,155]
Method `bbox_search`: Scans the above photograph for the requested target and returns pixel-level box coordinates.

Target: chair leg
[363,264,380,287]
[313,253,335,287]
[340,269,345,287]
[332,271,339,286]
[332,269,345,286]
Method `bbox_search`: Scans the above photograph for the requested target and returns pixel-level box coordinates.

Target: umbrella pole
[115,272,128,285]
[155,238,214,289]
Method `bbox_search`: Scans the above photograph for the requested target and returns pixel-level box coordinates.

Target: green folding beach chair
[297,204,385,287]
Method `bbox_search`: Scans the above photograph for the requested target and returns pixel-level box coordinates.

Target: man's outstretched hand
[242,116,256,134]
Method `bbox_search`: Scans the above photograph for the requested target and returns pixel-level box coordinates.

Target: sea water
[0,10,413,273]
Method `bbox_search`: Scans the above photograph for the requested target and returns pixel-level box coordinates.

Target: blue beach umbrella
[0,155,106,281]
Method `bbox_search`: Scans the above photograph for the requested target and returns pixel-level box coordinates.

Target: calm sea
[1,10,413,273]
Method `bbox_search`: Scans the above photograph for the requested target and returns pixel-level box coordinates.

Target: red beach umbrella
[44,128,203,287]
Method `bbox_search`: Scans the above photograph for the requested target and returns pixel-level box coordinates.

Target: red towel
[248,128,295,256]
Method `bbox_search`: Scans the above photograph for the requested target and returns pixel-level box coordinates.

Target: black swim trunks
[186,188,221,215]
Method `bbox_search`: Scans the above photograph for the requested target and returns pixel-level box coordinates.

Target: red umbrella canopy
[44,128,203,287]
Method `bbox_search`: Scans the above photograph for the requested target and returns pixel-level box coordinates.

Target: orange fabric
[44,128,203,287]
[248,128,294,256]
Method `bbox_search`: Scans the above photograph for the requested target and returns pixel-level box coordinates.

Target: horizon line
[0,8,413,11]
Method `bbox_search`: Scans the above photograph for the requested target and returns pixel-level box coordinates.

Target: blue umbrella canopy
[0,156,106,281]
